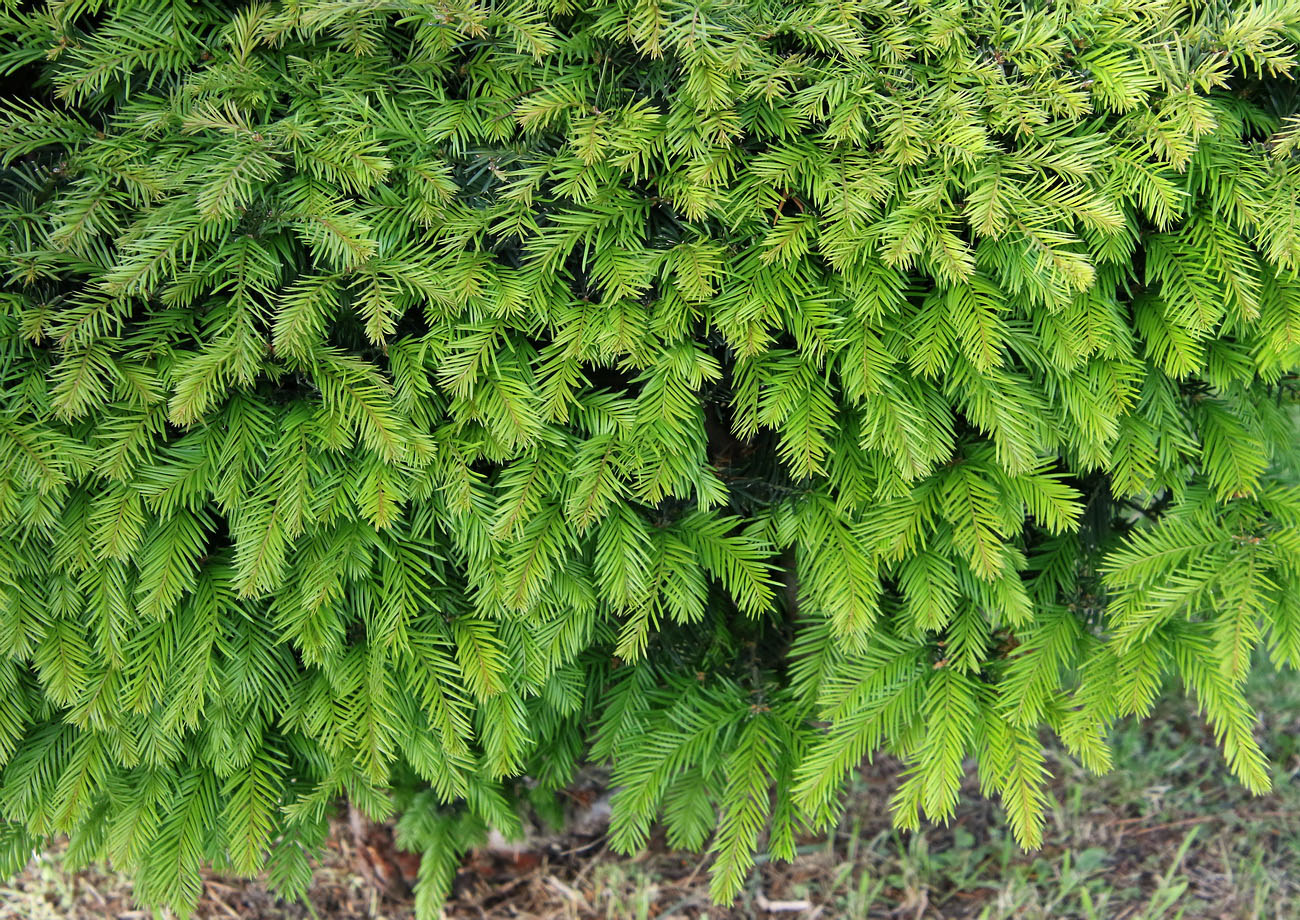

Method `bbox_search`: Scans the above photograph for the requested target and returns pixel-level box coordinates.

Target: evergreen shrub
[2,0,1300,914]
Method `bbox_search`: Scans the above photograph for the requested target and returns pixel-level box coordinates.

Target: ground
[4,667,1298,920]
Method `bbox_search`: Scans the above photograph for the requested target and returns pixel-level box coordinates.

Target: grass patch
[3,668,1298,919]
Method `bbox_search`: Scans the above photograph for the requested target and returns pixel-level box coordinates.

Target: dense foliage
[2,0,1300,914]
